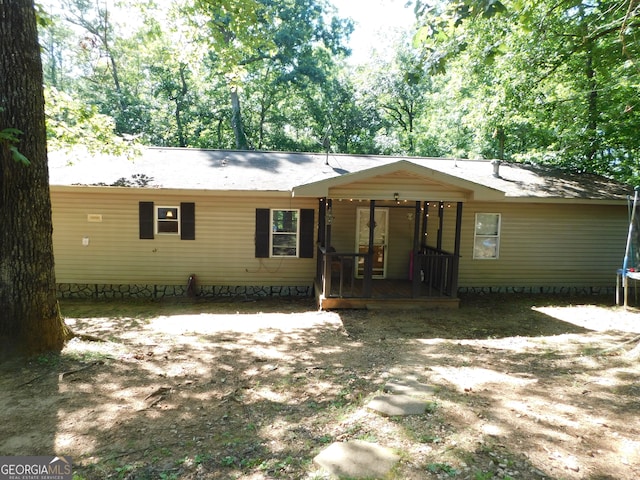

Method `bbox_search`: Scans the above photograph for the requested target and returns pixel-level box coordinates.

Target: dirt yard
[1,294,639,480]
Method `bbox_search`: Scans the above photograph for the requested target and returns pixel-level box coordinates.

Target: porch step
[365,298,459,310]
[317,296,460,310]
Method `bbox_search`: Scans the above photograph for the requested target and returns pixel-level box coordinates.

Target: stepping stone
[366,394,429,416]
[384,378,436,397]
[314,440,400,479]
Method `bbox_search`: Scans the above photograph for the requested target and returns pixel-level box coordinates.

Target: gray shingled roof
[48,147,631,202]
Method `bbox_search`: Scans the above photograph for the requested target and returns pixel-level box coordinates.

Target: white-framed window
[271,209,299,257]
[474,213,501,259]
[156,206,180,235]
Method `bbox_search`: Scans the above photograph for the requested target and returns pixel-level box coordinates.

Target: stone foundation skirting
[56,283,313,299]
[458,286,615,295]
[57,283,614,300]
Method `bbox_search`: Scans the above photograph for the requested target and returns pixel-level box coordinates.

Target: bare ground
[1,294,639,480]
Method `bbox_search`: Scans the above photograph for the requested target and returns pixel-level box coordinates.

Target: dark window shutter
[299,208,315,258]
[180,202,195,240]
[139,201,154,239]
[255,208,270,258]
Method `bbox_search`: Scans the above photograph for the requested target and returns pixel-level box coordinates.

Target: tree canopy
[413,0,640,181]
[39,0,640,185]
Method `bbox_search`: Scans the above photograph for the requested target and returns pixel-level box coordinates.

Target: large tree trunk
[0,0,68,356]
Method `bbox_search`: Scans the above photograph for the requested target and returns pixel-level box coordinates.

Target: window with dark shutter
[139,201,154,239]
[180,202,195,240]
[255,208,315,258]
[140,201,196,240]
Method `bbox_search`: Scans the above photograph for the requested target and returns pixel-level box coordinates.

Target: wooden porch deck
[314,278,460,310]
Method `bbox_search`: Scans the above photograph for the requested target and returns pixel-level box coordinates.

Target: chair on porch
[328,246,354,295]
[327,246,352,275]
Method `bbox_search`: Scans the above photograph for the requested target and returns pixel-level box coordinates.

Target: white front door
[356,207,388,278]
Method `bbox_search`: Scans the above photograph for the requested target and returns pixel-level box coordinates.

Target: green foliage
[38,0,640,184]
[474,471,494,480]
[35,353,60,366]
[182,0,354,149]
[158,473,179,480]
[426,462,458,476]
[40,0,357,152]
[8,143,30,165]
[411,0,640,184]
[220,455,237,467]
[114,463,135,479]
[45,86,139,157]
[0,126,31,165]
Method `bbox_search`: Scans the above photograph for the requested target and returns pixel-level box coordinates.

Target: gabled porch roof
[292,159,503,202]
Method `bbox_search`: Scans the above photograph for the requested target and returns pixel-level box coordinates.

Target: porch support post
[324,198,333,297]
[325,198,333,248]
[318,198,327,247]
[451,202,463,296]
[437,201,444,250]
[412,201,421,298]
[316,198,325,297]
[364,200,375,297]
[413,201,421,252]
[421,201,429,249]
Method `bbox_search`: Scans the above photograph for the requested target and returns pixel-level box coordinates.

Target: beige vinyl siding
[458,202,627,288]
[52,184,628,291]
[51,188,317,286]
[328,200,627,287]
[326,200,356,253]
[329,170,471,202]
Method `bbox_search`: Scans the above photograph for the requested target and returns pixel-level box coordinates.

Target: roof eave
[50,185,293,197]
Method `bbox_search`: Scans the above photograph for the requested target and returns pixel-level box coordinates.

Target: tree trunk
[495,126,505,160]
[585,40,599,168]
[0,0,69,356]
[174,64,188,147]
[230,88,249,150]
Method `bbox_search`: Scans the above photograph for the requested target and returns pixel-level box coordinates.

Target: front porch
[290,161,474,310]
[314,198,464,310]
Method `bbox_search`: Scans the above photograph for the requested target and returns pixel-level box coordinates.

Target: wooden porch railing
[412,247,459,297]
[317,246,459,299]
[317,246,367,298]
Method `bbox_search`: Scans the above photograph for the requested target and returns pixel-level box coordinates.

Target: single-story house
[48,147,631,309]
